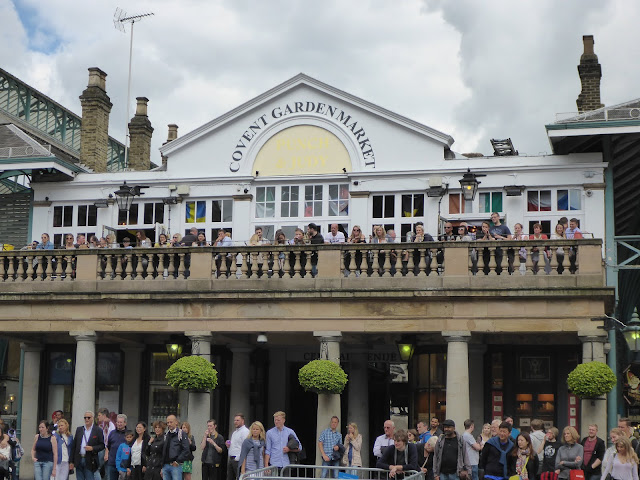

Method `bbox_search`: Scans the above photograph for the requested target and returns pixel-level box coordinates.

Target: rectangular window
[280,186,299,217]
[76,205,97,227]
[448,194,472,214]
[256,187,276,218]
[401,194,424,217]
[144,203,154,224]
[185,201,206,223]
[528,220,552,237]
[557,189,581,211]
[212,199,233,222]
[479,192,503,213]
[304,185,322,217]
[328,184,349,216]
[53,206,73,227]
[527,190,551,212]
[118,204,139,225]
[373,195,395,218]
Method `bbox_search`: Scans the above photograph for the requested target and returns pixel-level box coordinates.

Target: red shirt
[583,437,596,465]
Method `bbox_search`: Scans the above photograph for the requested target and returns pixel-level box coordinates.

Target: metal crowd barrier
[281,465,423,480]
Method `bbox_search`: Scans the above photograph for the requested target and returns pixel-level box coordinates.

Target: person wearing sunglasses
[345,225,366,277]
[71,411,105,480]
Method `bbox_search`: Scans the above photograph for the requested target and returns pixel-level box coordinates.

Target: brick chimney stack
[127,97,154,171]
[79,68,112,172]
[576,35,604,112]
[161,124,178,168]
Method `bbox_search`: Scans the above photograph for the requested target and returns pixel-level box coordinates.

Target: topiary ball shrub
[567,361,616,398]
[298,359,348,394]
[166,356,218,392]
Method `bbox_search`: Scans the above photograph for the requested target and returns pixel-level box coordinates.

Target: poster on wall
[623,365,640,406]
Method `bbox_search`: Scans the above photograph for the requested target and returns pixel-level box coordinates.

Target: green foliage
[298,359,348,394]
[166,356,218,392]
[567,361,616,398]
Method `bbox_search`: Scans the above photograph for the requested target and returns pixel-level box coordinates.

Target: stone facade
[79,68,112,172]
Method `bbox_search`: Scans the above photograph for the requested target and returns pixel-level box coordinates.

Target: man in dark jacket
[376,430,419,477]
[105,414,128,480]
[433,419,471,480]
[70,410,105,480]
[162,415,191,480]
[581,424,605,480]
[480,422,514,480]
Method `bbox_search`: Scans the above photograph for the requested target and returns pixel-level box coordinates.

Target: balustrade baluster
[556,246,566,275]
[292,251,301,278]
[63,256,72,280]
[525,246,534,275]
[488,247,498,275]
[239,251,249,279]
[0,257,6,282]
[105,255,114,280]
[342,250,349,277]
[124,254,133,280]
[177,253,186,279]
[381,248,392,277]
[135,254,144,280]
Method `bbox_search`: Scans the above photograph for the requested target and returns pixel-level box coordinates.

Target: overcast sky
[2,0,639,164]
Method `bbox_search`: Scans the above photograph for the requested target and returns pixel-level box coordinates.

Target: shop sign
[623,364,640,406]
[230,101,376,172]
[519,356,550,381]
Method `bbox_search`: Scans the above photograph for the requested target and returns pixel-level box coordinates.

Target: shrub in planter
[166,356,218,392]
[298,359,348,394]
[567,361,616,398]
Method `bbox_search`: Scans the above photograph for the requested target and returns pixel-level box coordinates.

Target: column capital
[442,331,472,343]
[70,331,97,342]
[185,331,213,341]
[313,331,342,342]
[20,342,43,353]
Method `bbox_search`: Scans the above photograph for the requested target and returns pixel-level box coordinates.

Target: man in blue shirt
[318,416,342,478]
[36,233,54,250]
[503,415,520,441]
[265,411,302,472]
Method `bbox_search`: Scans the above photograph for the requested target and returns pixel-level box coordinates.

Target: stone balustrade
[0,239,604,285]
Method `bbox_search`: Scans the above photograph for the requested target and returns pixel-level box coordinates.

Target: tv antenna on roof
[114,8,154,168]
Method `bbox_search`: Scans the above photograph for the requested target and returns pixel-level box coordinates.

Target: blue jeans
[441,473,459,480]
[471,465,479,480]
[106,464,119,480]
[33,461,54,480]
[163,464,183,480]
[75,458,102,480]
[321,459,339,478]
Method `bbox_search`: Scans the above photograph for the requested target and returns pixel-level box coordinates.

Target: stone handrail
[0,239,603,283]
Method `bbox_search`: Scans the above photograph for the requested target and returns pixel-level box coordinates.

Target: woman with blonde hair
[238,421,266,475]
[53,418,73,480]
[345,226,366,277]
[603,428,625,471]
[181,422,196,480]
[343,422,362,475]
[555,426,583,480]
[601,436,638,480]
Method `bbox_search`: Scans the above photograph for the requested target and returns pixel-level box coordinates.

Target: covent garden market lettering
[229,101,376,172]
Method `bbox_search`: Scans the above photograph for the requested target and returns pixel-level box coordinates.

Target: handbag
[509,456,529,480]
[569,470,585,480]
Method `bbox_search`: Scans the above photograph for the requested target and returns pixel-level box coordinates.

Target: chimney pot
[135,97,149,117]
[582,35,595,55]
[87,67,108,91]
[167,124,179,142]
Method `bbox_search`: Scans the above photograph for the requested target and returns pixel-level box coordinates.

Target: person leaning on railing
[344,225,366,277]
[376,430,418,478]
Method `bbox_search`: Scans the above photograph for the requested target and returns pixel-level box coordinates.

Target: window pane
[491,192,503,213]
[63,206,73,227]
[527,191,538,212]
[305,186,313,201]
[186,201,195,222]
[281,203,289,217]
[223,200,233,222]
[129,204,139,224]
[265,203,275,217]
[256,187,265,203]
[414,194,424,216]
[88,205,98,226]
[540,190,551,211]
[449,195,461,215]
[77,205,87,226]
[53,206,63,227]
[329,184,338,200]
[291,186,299,201]
[118,209,127,225]
[479,193,490,213]
[557,189,568,211]
[290,203,298,217]
[155,203,164,224]
[340,185,349,199]
[212,200,222,222]
[569,189,581,210]
[384,196,395,218]
[281,187,290,202]
[256,203,265,218]
[196,201,206,223]
[315,201,322,216]
[314,186,322,200]
[266,187,275,202]
[144,203,154,224]
[373,196,383,218]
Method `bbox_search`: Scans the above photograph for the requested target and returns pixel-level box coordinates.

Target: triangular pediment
[160,74,454,177]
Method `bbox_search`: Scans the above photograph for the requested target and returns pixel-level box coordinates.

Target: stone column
[122,346,144,422]
[70,331,97,429]
[347,351,369,468]
[442,331,471,431]
[20,342,43,480]
[468,344,487,436]
[313,331,342,468]
[228,347,252,433]
[579,335,608,432]
[185,332,212,480]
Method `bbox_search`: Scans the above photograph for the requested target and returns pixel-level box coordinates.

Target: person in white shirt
[324,224,346,244]
[373,420,395,462]
[227,413,249,480]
